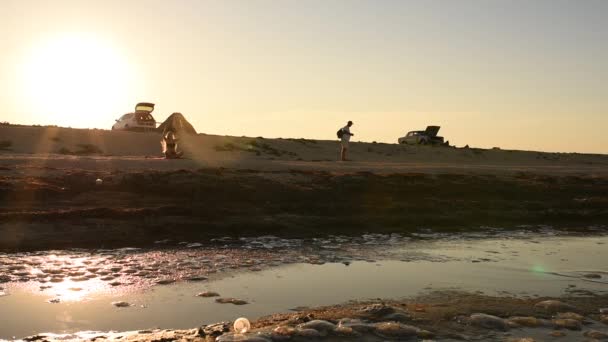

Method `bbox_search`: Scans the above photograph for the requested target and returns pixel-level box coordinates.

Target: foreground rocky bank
[18,292,608,342]
[1,168,607,251]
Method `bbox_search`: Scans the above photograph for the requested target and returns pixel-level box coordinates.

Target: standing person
[338,121,354,161]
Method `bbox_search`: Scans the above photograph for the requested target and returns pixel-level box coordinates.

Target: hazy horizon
[1,0,607,154]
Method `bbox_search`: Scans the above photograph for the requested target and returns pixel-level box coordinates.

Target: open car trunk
[425,126,441,137]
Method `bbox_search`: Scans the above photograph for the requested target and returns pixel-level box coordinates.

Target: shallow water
[0,232,607,338]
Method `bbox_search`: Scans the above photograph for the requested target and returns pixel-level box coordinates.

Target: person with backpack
[337,121,354,161]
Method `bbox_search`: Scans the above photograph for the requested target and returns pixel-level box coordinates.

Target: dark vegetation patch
[215,140,298,157]
[58,144,103,155]
[0,140,12,151]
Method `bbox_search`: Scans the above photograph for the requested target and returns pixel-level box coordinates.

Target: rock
[112,301,131,308]
[584,330,608,339]
[295,328,321,338]
[469,313,509,331]
[156,279,176,285]
[551,318,582,330]
[600,308,608,314]
[549,330,567,337]
[216,333,271,342]
[215,298,248,305]
[48,298,61,303]
[506,338,535,342]
[333,326,359,337]
[186,276,208,282]
[338,318,375,333]
[583,273,602,279]
[601,314,608,324]
[298,320,336,332]
[359,303,396,318]
[272,325,297,340]
[555,312,584,321]
[383,312,411,322]
[197,322,230,337]
[374,322,420,339]
[507,316,541,328]
[196,291,220,297]
[534,300,577,313]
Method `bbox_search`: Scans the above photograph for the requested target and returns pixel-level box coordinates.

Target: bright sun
[20,34,135,128]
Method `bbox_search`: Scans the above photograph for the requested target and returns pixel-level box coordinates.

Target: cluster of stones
[467,300,608,341]
[19,300,608,342]
[197,304,434,342]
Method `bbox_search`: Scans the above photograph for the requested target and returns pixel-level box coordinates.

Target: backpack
[337,129,344,139]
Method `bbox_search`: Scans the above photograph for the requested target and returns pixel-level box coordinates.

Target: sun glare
[20,34,135,128]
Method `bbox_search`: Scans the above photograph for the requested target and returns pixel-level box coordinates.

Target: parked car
[398,126,446,145]
[112,102,157,132]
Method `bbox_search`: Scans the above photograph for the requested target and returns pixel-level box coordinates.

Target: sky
[1,0,607,153]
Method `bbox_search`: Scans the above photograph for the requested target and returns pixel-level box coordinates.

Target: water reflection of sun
[47,279,107,302]
[31,254,111,302]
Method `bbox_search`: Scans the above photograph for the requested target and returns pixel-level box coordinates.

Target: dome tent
[157,112,197,135]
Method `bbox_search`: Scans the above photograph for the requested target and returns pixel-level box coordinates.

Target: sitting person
[161,129,183,159]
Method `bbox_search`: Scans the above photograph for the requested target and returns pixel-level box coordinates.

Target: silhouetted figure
[338,121,354,161]
[162,129,183,159]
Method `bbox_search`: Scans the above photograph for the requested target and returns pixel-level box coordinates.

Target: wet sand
[1,165,607,251]
[1,233,608,340]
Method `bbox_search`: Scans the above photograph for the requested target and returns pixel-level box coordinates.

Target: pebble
[549,330,567,337]
[273,326,296,337]
[507,316,541,328]
[359,303,396,317]
[338,318,375,333]
[216,334,270,342]
[469,313,510,331]
[48,298,61,304]
[374,322,420,339]
[555,312,584,321]
[584,330,608,339]
[601,308,608,314]
[295,328,321,338]
[298,320,336,332]
[215,297,248,305]
[156,279,176,285]
[534,300,577,313]
[583,273,602,279]
[198,322,230,337]
[383,312,411,322]
[196,291,220,297]
[112,301,131,308]
[551,318,582,330]
[333,326,358,337]
[601,314,608,324]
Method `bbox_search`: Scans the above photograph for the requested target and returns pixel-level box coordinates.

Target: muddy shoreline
[1,168,607,251]
[19,291,608,341]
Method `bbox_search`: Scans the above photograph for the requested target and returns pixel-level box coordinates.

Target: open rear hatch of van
[134,102,156,127]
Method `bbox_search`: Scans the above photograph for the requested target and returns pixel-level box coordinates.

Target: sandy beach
[2,125,608,342]
[1,125,607,251]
